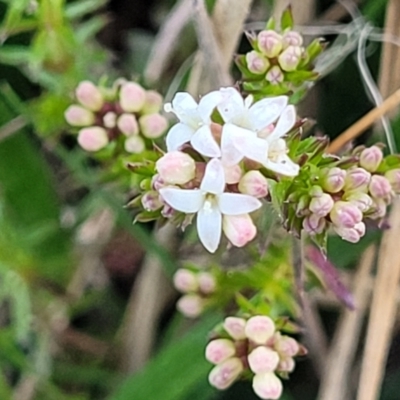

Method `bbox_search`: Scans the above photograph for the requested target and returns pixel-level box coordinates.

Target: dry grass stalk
[317,245,376,400]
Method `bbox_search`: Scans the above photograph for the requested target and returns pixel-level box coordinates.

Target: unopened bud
[223,317,247,340]
[75,81,103,111]
[238,171,269,198]
[117,113,139,136]
[248,346,280,374]
[302,214,326,235]
[103,112,117,129]
[344,168,371,192]
[139,114,168,139]
[258,30,283,58]
[198,272,216,294]
[124,136,145,153]
[344,192,373,212]
[142,90,163,114]
[282,31,303,47]
[141,191,162,211]
[334,222,365,243]
[156,151,196,185]
[385,169,400,193]
[278,46,302,72]
[205,339,236,364]
[176,294,204,318]
[368,198,387,219]
[77,127,108,152]
[277,357,295,372]
[208,358,243,390]
[161,204,175,218]
[223,214,257,248]
[266,66,284,85]
[252,372,283,400]
[119,82,146,112]
[295,195,309,216]
[246,51,270,74]
[173,268,198,293]
[369,175,392,199]
[320,167,346,193]
[274,335,299,357]
[359,146,383,172]
[330,201,362,229]
[309,193,334,217]
[245,316,275,345]
[65,105,94,126]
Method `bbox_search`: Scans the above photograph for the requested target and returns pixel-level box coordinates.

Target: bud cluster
[206,315,304,399]
[65,80,168,154]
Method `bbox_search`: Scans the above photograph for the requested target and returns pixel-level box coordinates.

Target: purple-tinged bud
[320,167,346,193]
[151,174,165,191]
[302,214,326,235]
[278,46,302,72]
[248,346,280,374]
[65,105,94,126]
[208,357,243,390]
[176,294,204,318]
[369,175,392,200]
[334,222,365,243]
[257,30,283,58]
[205,339,236,364]
[330,201,362,229]
[246,51,270,74]
[245,316,275,345]
[385,169,400,193]
[124,136,145,153]
[223,214,257,248]
[142,90,163,114]
[139,114,168,139]
[344,192,373,212]
[344,168,371,192]
[368,199,387,219]
[266,66,284,85]
[198,272,216,294]
[119,82,146,112]
[77,127,109,152]
[223,317,247,340]
[75,81,103,111]
[156,151,196,185]
[252,372,283,400]
[103,112,117,129]
[282,31,303,48]
[161,204,175,219]
[141,191,163,211]
[277,357,295,372]
[274,335,299,357]
[238,171,269,198]
[359,146,383,172]
[309,193,334,217]
[173,269,198,293]
[117,113,139,136]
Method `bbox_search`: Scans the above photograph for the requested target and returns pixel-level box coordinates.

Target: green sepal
[304,39,325,64]
[376,154,400,173]
[285,70,319,85]
[125,195,143,209]
[134,210,160,223]
[265,16,276,30]
[280,6,294,30]
[311,231,328,255]
[126,160,156,177]
[244,30,258,49]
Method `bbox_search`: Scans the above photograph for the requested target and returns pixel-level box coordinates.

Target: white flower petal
[219,193,262,215]
[234,135,269,165]
[191,125,221,158]
[218,88,245,124]
[200,158,225,194]
[267,105,296,141]
[197,205,222,253]
[170,92,202,126]
[221,124,246,166]
[159,188,204,213]
[248,96,288,132]
[265,155,300,177]
[197,91,223,122]
[166,123,195,151]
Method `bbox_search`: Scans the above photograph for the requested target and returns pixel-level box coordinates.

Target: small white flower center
[203,194,217,213]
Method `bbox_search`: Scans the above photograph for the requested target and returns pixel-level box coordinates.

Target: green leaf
[280,6,294,30]
[65,0,108,20]
[0,46,31,65]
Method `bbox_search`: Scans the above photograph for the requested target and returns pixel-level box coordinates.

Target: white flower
[159,158,261,253]
[164,91,222,157]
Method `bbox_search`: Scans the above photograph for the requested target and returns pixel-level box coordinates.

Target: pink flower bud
[385,169,400,193]
[161,204,175,218]
[330,201,362,229]
[277,357,295,372]
[173,269,198,293]
[117,113,139,136]
[142,90,163,114]
[246,51,270,74]
[103,112,117,128]
[124,136,145,153]
[141,191,162,211]
[257,30,283,58]
[205,339,236,364]
[208,357,243,390]
[282,31,303,47]
[359,146,383,172]
[65,105,94,126]
[75,81,103,111]
[302,214,326,235]
[252,372,283,400]
[156,151,196,185]
[223,164,242,184]
[119,82,146,112]
[309,193,334,217]
[198,272,216,294]
[223,317,247,340]
[368,199,387,219]
[320,167,346,193]
[77,127,109,152]
[238,171,269,198]
[278,46,302,72]
[344,168,371,191]
[274,335,299,357]
[266,66,284,85]
[369,175,392,199]
[248,346,280,374]
[245,316,275,345]
[176,294,204,318]
[344,192,373,212]
[223,214,257,248]
[139,113,168,139]
[334,222,365,243]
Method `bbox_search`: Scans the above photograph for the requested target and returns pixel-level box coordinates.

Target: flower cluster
[206,315,304,399]
[173,268,217,318]
[65,80,168,154]
[143,87,300,253]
